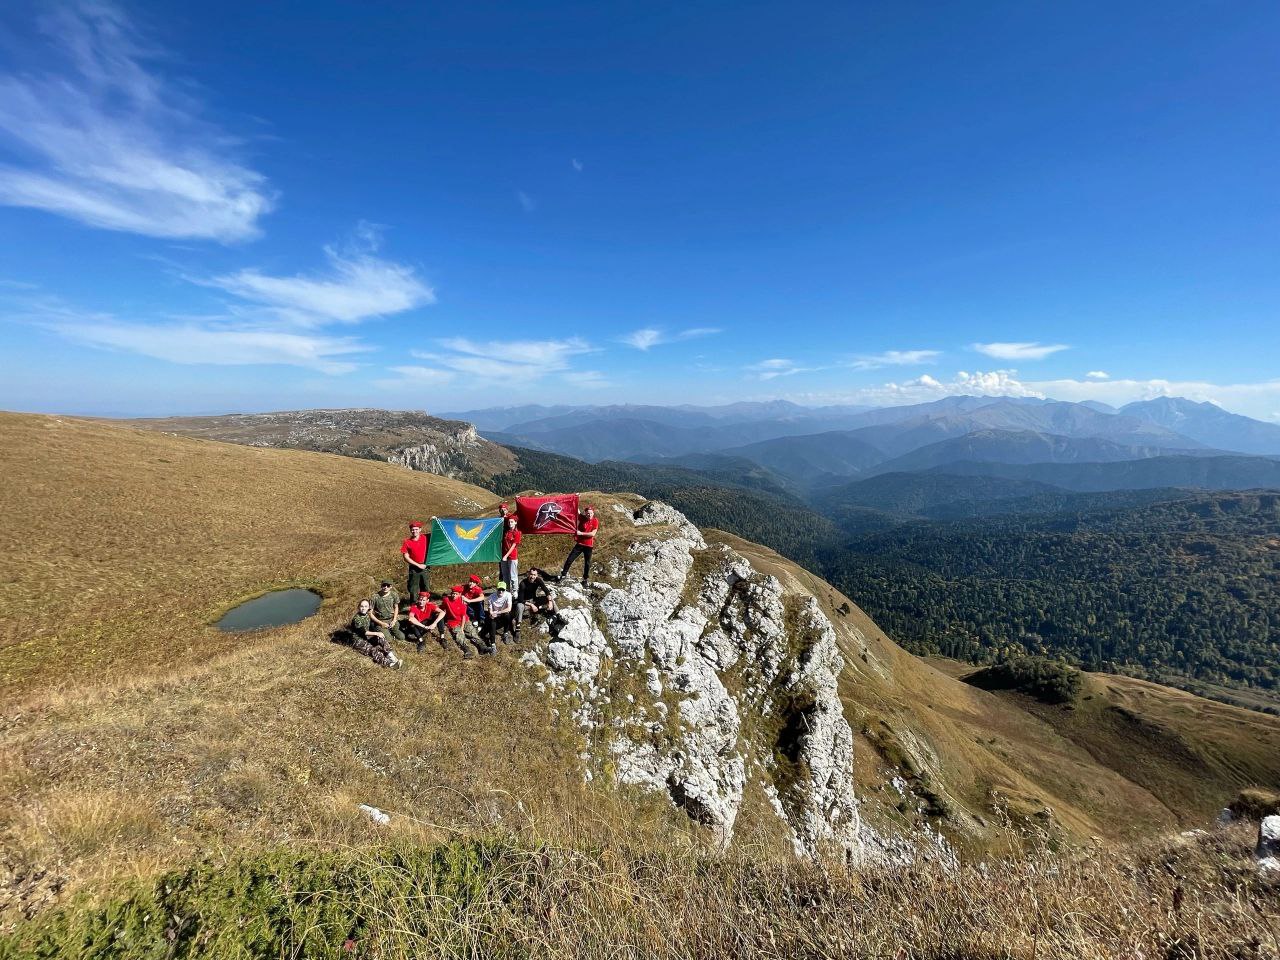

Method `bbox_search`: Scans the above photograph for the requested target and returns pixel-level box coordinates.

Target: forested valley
[496,450,1280,712]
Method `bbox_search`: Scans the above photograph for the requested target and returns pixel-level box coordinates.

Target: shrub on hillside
[964,656,1084,705]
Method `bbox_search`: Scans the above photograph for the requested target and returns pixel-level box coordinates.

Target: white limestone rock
[1259,815,1280,861]
[524,498,866,859]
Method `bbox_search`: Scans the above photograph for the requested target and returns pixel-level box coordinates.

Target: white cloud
[621,326,721,350]
[847,349,941,370]
[748,358,820,381]
[517,190,535,213]
[380,365,456,386]
[971,341,1070,361]
[50,314,368,374]
[1085,370,1110,380]
[409,336,595,383]
[621,328,663,351]
[0,3,273,241]
[571,158,584,172]
[204,237,434,326]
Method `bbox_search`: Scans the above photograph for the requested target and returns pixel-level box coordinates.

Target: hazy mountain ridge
[458,396,1279,484]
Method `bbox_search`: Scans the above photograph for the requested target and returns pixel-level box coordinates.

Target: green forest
[494,450,1280,712]
[817,491,1280,709]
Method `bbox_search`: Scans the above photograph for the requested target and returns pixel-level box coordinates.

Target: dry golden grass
[2,411,1279,955]
[4,825,1278,958]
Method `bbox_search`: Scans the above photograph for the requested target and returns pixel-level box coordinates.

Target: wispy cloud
[45,310,368,374]
[406,336,596,383]
[571,158,584,172]
[971,341,1069,361]
[748,358,820,381]
[202,226,433,325]
[380,365,457,387]
[11,223,430,375]
[517,190,536,213]
[846,349,941,370]
[620,326,722,350]
[0,3,274,241]
[1085,370,1110,380]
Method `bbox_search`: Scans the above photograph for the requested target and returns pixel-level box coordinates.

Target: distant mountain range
[446,396,1280,499]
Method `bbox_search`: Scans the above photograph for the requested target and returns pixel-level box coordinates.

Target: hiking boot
[481,644,497,656]
[415,639,425,654]
[461,650,475,660]
[502,630,514,645]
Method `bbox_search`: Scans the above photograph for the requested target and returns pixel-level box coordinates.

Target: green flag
[427,517,504,566]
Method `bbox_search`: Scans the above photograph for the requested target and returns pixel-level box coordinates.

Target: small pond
[216,588,323,632]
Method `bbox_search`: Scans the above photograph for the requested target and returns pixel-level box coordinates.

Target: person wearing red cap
[440,584,492,659]
[558,504,599,584]
[405,591,446,654]
[499,516,521,592]
[401,519,431,605]
[463,574,488,636]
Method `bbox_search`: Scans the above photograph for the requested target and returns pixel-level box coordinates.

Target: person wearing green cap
[487,579,515,645]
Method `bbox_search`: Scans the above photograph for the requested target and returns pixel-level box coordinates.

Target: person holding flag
[499,515,521,589]
[401,520,431,604]
[558,504,599,584]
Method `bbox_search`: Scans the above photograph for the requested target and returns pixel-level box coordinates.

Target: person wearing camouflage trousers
[348,600,401,668]
[369,581,406,643]
[441,584,493,659]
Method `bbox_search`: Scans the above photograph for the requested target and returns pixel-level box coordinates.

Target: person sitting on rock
[369,580,405,644]
[516,568,556,630]
[405,591,446,654]
[442,584,493,659]
[348,599,401,668]
[488,580,515,645]
[558,504,599,584]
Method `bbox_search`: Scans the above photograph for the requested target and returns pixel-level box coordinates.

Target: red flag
[516,494,580,535]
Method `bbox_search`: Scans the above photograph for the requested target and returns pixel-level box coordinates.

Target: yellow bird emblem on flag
[453,522,483,540]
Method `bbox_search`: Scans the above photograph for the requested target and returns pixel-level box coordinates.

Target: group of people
[342,501,600,668]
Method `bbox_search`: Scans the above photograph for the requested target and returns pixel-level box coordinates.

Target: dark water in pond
[216,589,322,631]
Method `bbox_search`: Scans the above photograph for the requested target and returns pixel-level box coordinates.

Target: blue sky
[2,1,1278,418]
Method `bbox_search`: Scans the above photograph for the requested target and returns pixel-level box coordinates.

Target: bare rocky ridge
[123,408,518,484]
[522,499,871,859]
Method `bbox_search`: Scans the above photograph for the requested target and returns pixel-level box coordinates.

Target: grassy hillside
[2,412,1278,953]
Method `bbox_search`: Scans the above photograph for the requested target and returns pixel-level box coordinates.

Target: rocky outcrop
[128,409,518,481]
[1259,815,1280,872]
[523,500,864,859]
[384,424,488,477]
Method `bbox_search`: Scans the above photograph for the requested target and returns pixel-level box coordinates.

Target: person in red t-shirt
[558,504,599,583]
[441,584,492,659]
[499,516,522,590]
[463,574,488,635]
[401,520,431,604]
[405,592,445,654]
